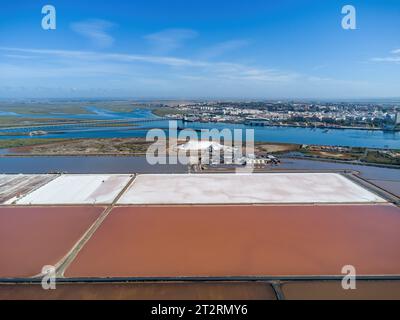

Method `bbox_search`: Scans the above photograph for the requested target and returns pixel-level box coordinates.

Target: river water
[0,107,399,149]
[0,156,187,174]
[0,155,398,180]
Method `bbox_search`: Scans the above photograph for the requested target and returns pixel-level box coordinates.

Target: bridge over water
[0,117,174,134]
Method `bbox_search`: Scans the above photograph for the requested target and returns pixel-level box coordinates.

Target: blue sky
[0,0,399,99]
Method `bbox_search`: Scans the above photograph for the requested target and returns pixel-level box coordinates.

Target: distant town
[158,101,400,131]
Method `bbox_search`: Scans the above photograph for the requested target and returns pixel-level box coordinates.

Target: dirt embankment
[7,138,155,155]
[255,142,301,154]
[4,138,300,156]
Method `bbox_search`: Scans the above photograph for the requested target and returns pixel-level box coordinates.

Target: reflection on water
[0,107,157,120]
[0,156,187,174]
[279,158,400,181]
[181,122,400,149]
[0,156,398,181]
[1,121,399,149]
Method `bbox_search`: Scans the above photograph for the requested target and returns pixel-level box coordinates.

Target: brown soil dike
[5,137,300,157]
[8,138,154,155]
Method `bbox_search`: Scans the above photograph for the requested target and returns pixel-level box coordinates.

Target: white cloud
[200,39,249,59]
[371,49,400,64]
[0,47,297,83]
[0,46,368,98]
[0,47,205,67]
[70,19,116,48]
[306,76,368,86]
[372,57,400,63]
[144,28,198,53]
[2,54,35,59]
[207,62,299,82]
